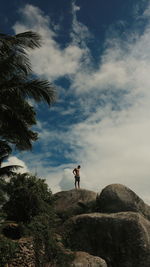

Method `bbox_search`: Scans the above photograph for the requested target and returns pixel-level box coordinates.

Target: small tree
[0,237,18,266]
[3,173,53,223]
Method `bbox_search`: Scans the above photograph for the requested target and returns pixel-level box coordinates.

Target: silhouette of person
[73,165,81,189]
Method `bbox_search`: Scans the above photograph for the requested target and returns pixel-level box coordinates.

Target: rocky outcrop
[5,184,150,267]
[71,251,107,267]
[54,189,97,220]
[52,235,107,267]
[63,212,150,267]
[96,184,150,220]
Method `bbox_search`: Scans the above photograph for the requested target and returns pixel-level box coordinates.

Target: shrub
[2,173,74,266]
[25,214,74,267]
[0,236,18,266]
[3,173,53,223]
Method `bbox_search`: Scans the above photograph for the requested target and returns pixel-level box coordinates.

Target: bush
[25,214,74,267]
[2,173,74,266]
[0,236,18,266]
[3,173,53,223]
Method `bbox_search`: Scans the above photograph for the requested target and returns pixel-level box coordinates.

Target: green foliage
[3,173,53,223]
[0,31,56,150]
[0,236,18,266]
[0,141,22,222]
[2,173,74,266]
[0,178,6,206]
[25,214,74,267]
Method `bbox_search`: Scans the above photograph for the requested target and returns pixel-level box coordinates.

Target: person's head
[77,165,81,169]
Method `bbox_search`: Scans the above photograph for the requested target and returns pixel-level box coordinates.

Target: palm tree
[0,31,56,150]
[0,141,22,178]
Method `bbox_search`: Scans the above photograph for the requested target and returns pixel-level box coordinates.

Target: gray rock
[97,184,150,220]
[63,212,150,267]
[71,251,107,267]
[54,189,97,220]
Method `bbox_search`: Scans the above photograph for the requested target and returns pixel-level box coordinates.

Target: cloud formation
[13,4,88,81]
[2,156,29,174]
[12,2,150,203]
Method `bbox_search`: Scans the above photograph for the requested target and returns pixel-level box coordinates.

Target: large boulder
[97,184,150,220]
[71,251,107,267]
[63,212,150,267]
[53,189,97,220]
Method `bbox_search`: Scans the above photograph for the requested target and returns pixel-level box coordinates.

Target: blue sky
[2,0,150,203]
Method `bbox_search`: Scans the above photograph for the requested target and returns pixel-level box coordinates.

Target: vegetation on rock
[0,236,19,266]
[0,173,74,266]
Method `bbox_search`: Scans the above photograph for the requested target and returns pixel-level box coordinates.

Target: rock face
[71,251,107,267]
[96,184,150,220]
[64,212,150,267]
[54,189,97,219]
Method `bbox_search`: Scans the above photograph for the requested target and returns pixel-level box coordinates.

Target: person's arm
[73,168,76,175]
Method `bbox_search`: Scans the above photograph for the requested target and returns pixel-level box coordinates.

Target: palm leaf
[0,141,12,155]
[0,155,9,165]
[23,79,56,105]
[15,31,42,49]
[0,31,42,52]
[0,165,22,177]
[0,31,42,78]
[0,78,56,106]
[0,104,37,150]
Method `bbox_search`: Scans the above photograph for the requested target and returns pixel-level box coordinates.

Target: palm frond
[0,141,12,158]
[0,165,22,178]
[0,78,56,106]
[20,79,56,105]
[0,104,37,150]
[0,48,31,79]
[0,93,36,126]
[15,31,42,49]
[0,31,42,51]
[0,155,9,165]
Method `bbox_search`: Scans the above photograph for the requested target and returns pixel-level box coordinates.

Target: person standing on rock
[73,165,81,189]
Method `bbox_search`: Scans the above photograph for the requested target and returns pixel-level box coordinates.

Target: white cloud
[71,2,92,48]
[68,106,150,196]
[14,151,75,193]
[12,2,150,204]
[59,168,74,190]
[13,4,89,81]
[2,156,29,174]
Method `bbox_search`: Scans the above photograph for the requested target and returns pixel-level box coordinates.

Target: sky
[1,0,150,203]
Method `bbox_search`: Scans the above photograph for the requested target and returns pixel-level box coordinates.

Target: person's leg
[75,179,77,189]
[77,180,80,188]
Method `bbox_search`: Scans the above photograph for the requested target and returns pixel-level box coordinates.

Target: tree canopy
[3,173,53,223]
